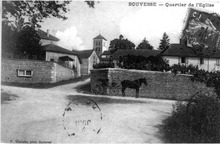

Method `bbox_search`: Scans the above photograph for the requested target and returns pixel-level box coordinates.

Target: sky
[40,0,220,51]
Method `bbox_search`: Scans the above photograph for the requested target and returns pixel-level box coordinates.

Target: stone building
[93,34,107,56]
[43,44,82,77]
[77,49,99,75]
[1,29,82,84]
[162,43,220,72]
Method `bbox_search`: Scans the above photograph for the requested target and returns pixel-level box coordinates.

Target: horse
[121,78,148,98]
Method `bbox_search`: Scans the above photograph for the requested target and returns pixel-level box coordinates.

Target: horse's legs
[135,88,139,98]
[122,87,126,97]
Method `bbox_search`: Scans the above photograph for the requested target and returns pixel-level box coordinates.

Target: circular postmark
[62,97,102,137]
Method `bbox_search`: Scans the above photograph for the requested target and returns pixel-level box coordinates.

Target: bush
[117,55,170,72]
[93,63,114,69]
[163,93,220,143]
[170,64,199,74]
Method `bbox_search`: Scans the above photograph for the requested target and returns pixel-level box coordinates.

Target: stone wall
[90,68,214,100]
[1,58,75,84]
[54,62,75,82]
[81,59,89,76]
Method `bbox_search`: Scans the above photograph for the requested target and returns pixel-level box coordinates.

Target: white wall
[45,51,81,77]
[88,51,100,74]
[163,56,220,72]
[40,39,57,46]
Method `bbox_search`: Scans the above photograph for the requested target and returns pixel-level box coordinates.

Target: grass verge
[1,76,89,89]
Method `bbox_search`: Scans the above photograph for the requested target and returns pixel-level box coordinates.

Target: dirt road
[1,78,176,143]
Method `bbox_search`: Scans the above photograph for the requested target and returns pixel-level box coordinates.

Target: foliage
[16,26,43,59]
[163,64,220,143]
[170,64,199,74]
[158,32,170,51]
[163,94,220,143]
[117,55,170,72]
[170,64,220,97]
[93,63,114,69]
[136,38,153,50]
[85,1,98,8]
[2,1,97,29]
[2,22,18,55]
[2,1,96,58]
[2,1,71,29]
[109,35,135,54]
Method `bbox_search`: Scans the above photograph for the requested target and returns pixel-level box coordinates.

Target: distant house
[162,43,220,72]
[43,44,82,77]
[112,49,161,67]
[100,50,112,63]
[38,29,59,46]
[77,49,99,75]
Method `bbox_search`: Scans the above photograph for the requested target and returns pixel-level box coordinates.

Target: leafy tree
[109,35,135,54]
[2,1,96,58]
[2,1,71,29]
[16,26,43,59]
[136,37,153,50]
[2,1,96,29]
[2,22,18,56]
[158,32,170,51]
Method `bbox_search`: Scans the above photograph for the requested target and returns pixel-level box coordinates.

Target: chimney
[47,29,50,37]
[180,38,187,46]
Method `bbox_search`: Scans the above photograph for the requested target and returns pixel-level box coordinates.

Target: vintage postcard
[1,0,220,143]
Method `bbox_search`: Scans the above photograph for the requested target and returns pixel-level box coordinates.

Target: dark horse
[121,78,148,98]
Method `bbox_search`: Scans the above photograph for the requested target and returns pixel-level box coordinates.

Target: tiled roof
[43,44,82,63]
[162,44,220,58]
[112,49,161,60]
[38,29,59,41]
[101,50,111,56]
[77,49,94,59]
[162,44,197,57]
[93,34,107,41]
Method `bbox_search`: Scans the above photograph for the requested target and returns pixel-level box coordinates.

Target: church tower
[93,34,107,56]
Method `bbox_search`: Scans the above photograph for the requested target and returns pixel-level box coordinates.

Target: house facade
[162,43,220,71]
[100,50,112,63]
[43,44,82,77]
[78,49,100,75]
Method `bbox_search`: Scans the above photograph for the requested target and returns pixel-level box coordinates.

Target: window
[93,56,97,64]
[102,55,106,58]
[200,58,204,65]
[17,70,33,77]
[181,57,186,63]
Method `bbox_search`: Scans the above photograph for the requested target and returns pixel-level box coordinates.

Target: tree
[2,1,96,58]
[136,37,153,50]
[16,25,43,59]
[2,1,96,29]
[2,22,18,56]
[109,35,135,54]
[158,32,170,51]
[117,55,170,72]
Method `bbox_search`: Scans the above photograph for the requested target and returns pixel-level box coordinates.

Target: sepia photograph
[1,0,220,143]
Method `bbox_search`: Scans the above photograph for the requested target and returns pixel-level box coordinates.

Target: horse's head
[140,78,148,86]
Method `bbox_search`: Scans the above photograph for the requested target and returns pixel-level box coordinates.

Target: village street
[1,78,176,143]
